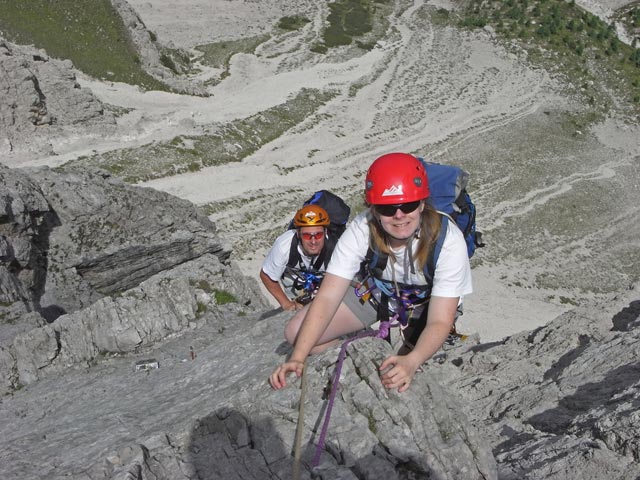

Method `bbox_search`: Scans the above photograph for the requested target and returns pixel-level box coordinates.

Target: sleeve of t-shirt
[326,212,370,280]
[261,230,296,281]
[431,221,473,298]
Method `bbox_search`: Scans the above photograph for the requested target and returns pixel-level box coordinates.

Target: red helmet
[365,153,429,204]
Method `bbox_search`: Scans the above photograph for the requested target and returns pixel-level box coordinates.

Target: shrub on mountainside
[455,0,640,113]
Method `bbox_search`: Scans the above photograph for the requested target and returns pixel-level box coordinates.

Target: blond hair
[367,201,442,271]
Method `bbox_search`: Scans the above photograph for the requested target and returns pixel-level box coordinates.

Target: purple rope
[311,321,395,467]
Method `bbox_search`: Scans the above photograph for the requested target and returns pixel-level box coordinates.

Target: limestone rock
[423,295,640,480]
[0,39,116,157]
[0,162,268,394]
[0,164,235,325]
[110,0,207,96]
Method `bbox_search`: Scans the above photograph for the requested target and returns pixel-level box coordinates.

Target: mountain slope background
[2,0,638,340]
[0,0,639,478]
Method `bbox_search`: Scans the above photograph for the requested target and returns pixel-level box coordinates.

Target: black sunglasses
[374,200,421,217]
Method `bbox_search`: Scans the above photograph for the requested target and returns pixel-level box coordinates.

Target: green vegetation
[214,289,237,305]
[312,0,393,52]
[277,15,311,31]
[559,295,579,306]
[455,0,640,114]
[195,35,269,69]
[367,412,378,434]
[196,302,208,316]
[0,0,169,90]
[325,0,373,47]
[63,88,336,183]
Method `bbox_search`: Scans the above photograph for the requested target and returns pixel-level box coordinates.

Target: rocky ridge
[0,39,116,158]
[1,0,639,478]
[0,163,268,395]
[109,0,208,96]
[0,165,639,479]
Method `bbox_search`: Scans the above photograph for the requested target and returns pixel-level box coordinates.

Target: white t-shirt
[326,211,473,298]
[261,230,326,281]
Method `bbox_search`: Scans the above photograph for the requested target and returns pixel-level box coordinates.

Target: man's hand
[282,299,302,311]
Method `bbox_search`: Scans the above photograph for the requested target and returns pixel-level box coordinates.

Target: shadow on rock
[611,299,640,331]
[527,361,640,434]
[188,407,295,480]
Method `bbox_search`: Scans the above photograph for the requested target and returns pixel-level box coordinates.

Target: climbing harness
[354,274,430,343]
[284,268,324,305]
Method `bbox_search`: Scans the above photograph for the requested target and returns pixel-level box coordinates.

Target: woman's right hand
[269,360,305,389]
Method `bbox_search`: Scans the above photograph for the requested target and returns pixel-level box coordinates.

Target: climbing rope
[311,320,397,467]
[292,359,308,480]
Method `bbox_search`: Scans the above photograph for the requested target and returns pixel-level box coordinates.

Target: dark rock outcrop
[1,164,232,322]
[0,163,269,392]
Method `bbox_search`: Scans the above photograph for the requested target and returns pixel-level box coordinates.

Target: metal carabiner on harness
[353,276,380,308]
[291,270,324,305]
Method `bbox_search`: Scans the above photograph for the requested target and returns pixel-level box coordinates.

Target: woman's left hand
[379,354,421,393]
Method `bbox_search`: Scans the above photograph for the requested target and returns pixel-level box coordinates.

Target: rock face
[0,164,230,320]
[0,308,499,480]
[0,39,116,157]
[1,291,638,480]
[109,0,207,95]
[0,164,269,392]
[1,162,639,479]
[424,295,640,480]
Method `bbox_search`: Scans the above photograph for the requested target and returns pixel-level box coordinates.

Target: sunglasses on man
[299,232,325,241]
[374,200,421,217]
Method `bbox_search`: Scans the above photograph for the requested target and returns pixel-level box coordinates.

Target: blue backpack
[420,160,483,259]
[363,160,484,288]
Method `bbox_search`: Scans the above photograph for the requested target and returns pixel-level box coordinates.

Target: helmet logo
[304,211,317,221]
[381,185,404,197]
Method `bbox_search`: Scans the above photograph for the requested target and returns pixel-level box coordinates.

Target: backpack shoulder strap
[363,214,449,283]
[360,244,388,279]
[312,245,328,270]
[317,231,338,270]
[424,214,449,284]
[287,234,302,270]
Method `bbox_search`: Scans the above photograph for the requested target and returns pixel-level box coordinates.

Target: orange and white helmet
[293,204,330,227]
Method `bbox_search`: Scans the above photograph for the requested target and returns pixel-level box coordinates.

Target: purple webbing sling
[311,320,394,467]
